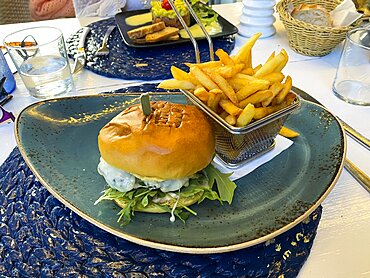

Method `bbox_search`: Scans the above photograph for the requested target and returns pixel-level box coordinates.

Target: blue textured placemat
[0,149,321,277]
[66,18,236,80]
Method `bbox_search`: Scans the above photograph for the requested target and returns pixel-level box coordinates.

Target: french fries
[253,51,286,78]
[157,79,196,90]
[219,99,242,116]
[216,49,234,66]
[236,104,255,127]
[171,66,199,85]
[194,86,209,102]
[261,72,285,83]
[261,82,284,107]
[205,71,238,104]
[275,75,292,104]
[207,89,223,111]
[239,90,273,108]
[157,33,296,128]
[233,32,262,68]
[185,61,222,69]
[279,126,300,138]
[190,66,219,91]
[236,80,270,101]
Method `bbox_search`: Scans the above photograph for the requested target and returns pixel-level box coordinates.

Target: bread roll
[291,4,333,27]
[98,101,215,180]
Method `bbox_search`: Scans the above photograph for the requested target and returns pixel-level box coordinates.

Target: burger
[95,101,236,225]
[151,0,190,29]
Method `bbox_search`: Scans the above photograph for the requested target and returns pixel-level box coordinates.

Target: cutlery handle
[340,119,370,151]
[102,26,116,47]
[78,27,91,50]
[345,159,370,193]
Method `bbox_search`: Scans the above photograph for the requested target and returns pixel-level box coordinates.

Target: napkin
[330,0,363,27]
[213,135,293,181]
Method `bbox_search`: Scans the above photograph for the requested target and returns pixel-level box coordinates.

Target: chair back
[0,0,33,24]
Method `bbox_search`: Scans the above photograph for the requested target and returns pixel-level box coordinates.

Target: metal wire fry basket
[182,89,301,167]
[170,1,301,167]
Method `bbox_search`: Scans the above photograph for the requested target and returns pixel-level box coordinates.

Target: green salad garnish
[191,1,219,26]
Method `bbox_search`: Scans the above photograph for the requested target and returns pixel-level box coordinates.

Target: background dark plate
[115,9,238,48]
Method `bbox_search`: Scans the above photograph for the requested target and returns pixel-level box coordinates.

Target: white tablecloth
[1,3,369,277]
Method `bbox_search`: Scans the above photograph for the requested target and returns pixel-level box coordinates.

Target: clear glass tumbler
[3,26,74,99]
[332,27,370,106]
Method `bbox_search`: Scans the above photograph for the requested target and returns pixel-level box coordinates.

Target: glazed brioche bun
[98,101,215,181]
[291,4,332,27]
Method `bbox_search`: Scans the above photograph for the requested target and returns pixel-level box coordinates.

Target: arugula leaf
[117,200,135,225]
[174,209,190,223]
[199,189,221,203]
[94,187,126,205]
[204,164,237,204]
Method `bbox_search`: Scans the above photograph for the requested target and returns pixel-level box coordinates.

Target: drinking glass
[332,27,370,106]
[3,26,74,99]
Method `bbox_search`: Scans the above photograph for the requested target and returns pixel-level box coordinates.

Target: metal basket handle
[167,0,214,63]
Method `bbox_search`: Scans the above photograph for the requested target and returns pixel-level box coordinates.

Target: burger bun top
[98,101,215,180]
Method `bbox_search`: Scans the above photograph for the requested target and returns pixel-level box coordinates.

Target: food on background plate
[126,0,222,44]
[179,21,222,39]
[127,21,180,44]
[178,0,222,38]
[95,101,237,225]
[158,32,296,127]
[127,21,166,39]
[152,0,190,28]
[135,27,180,44]
[291,4,333,27]
[125,12,152,26]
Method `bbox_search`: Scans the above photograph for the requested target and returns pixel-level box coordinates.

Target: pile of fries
[158,33,296,127]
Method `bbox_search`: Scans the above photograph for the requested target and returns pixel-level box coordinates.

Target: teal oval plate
[15,93,345,254]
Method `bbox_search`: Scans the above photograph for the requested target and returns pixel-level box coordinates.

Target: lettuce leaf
[204,164,236,204]
[192,2,218,26]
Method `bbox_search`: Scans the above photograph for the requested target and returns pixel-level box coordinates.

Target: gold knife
[345,159,370,193]
[341,120,370,151]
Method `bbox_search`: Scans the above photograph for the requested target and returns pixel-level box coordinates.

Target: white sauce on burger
[98,158,189,193]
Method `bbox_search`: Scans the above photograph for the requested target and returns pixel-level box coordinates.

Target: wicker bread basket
[276,0,358,56]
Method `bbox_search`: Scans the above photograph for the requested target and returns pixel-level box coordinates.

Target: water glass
[3,26,74,99]
[332,27,370,106]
